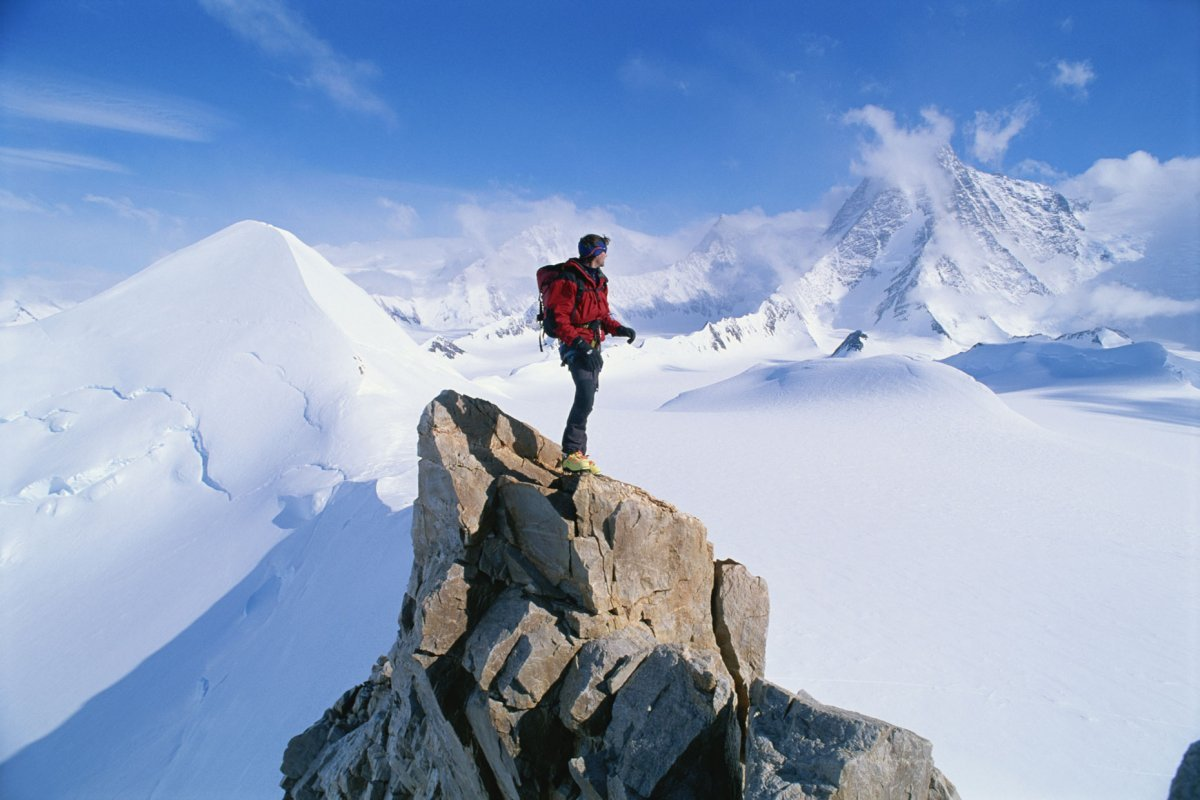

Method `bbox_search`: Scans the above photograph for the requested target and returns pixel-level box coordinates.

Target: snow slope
[1,483,414,799]
[0,221,466,762]
[576,353,1197,800]
[2,222,1196,800]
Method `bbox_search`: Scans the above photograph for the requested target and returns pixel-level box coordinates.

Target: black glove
[572,339,603,371]
[615,325,637,344]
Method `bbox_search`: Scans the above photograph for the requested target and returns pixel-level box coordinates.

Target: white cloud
[1013,159,1067,183]
[1057,151,1200,314]
[1057,151,1200,237]
[378,198,419,233]
[83,195,169,229]
[1037,283,1200,329]
[842,105,955,195]
[1078,284,1199,319]
[199,0,395,122]
[0,146,125,173]
[970,101,1036,166]
[0,189,54,214]
[0,76,225,141]
[1052,60,1096,97]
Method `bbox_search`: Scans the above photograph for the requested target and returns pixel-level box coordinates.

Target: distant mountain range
[3,146,1192,350]
[320,145,1191,352]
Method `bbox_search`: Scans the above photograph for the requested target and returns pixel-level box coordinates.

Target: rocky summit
[280,390,960,799]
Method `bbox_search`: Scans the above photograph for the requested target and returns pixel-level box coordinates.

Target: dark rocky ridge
[280,391,960,799]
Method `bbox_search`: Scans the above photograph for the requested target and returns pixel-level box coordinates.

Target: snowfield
[0,222,467,762]
[1,221,1196,799]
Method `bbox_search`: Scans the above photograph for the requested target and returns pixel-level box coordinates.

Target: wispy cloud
[970,101,1036,166]
[199,0,395,122]
[1038,283,1200,328]
[1052,60,1096,98]
[843,105,955,195]
[1013,159,1067,183]
[0,146,125,173]
[0,189,55,215]
[0,76,226,141]
[83,195,173,230]
[378,197,418,233]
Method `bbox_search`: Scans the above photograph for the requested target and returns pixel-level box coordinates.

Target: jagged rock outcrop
[1170,740,1200,800]
[830,330,869,358]
[281,391,958,799]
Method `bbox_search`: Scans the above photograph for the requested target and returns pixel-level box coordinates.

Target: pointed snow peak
[94,220,310,309]
[782,144,1116,344]
[58,220,421,352]
[935,144,962,169]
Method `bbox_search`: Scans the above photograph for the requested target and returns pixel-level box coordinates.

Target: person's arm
[599,288,635,342]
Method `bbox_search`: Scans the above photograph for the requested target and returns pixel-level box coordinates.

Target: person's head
[578,234,610,267]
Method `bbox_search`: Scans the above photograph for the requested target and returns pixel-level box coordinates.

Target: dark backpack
[536,262,587,349]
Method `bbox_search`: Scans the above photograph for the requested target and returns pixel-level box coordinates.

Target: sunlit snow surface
[0,222,466,765]
[1,225,1197,799]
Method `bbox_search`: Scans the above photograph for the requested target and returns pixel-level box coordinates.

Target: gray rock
[1170,739,1200,800]
[282,391,959,800]
[602,645,738,798]
[713,559,769,719]
[460,587,580,717]
[929,767,963,800]
[411,390,562,573]
[571,477,719,649]
[495,477,575,590]
[407,560,470,665]
[831,329,869,357]
[559,626,658,732]
[744,679,938,800]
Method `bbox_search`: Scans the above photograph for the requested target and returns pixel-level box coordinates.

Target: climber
[541,234,636,474]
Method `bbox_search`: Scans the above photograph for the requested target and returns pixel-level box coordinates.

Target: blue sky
[1,0,1198,285]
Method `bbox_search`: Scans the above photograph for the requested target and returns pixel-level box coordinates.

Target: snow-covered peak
[0,221,467,760]
[769,146,1115,346]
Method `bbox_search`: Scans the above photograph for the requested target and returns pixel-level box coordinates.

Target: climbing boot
[561,451,600,474]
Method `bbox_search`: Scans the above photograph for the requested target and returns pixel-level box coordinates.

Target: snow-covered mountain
[353,147,1181,362]
[724,147,1116,349]
[609,209,828,333]
[330,220,696,335]
[0,221,467,762]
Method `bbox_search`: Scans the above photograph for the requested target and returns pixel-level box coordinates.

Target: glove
[572,339,603,371]
[615,325,637,344]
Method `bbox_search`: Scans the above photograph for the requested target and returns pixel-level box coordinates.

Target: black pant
[562,360,600,456]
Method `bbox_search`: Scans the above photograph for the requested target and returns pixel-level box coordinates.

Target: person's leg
[562,361,598,456]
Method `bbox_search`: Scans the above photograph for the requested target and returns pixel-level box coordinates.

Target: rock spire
[281,391,958,799]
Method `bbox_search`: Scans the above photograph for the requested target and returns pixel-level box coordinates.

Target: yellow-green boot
[561,451,600,474]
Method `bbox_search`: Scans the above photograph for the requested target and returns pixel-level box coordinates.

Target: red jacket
[543,259,624,346]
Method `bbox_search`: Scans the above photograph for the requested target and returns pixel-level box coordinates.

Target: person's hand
[573,339,603,370]
[615,325,636,344]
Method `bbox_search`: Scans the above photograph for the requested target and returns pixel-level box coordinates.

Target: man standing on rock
[542,234,636,475]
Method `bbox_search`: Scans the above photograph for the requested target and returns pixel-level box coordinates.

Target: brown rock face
[281,391,956,800]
